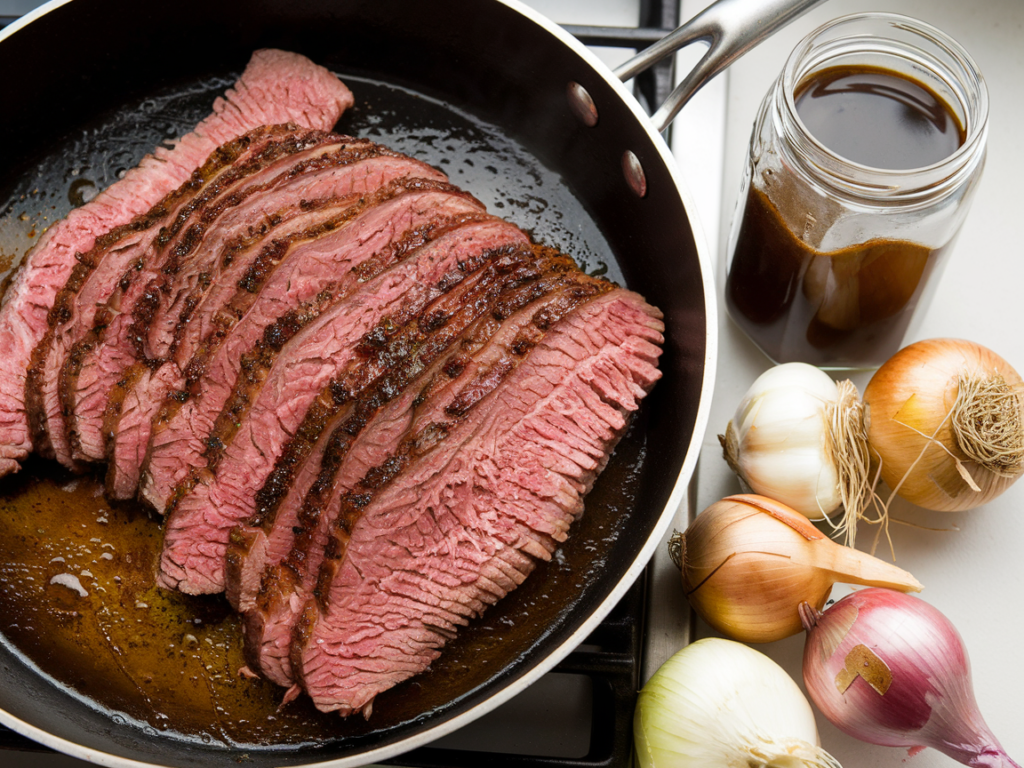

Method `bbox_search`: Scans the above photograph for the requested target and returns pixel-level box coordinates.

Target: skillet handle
[614,0,828,132]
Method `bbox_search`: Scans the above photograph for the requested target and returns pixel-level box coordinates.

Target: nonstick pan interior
[0,0,711,764]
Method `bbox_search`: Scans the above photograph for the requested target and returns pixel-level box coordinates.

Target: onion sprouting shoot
[670,494,921,643]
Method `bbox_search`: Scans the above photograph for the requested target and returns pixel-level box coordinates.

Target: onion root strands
[864,338,1024,511]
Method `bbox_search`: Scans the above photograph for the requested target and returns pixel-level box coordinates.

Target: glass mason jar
[724,13,989,370]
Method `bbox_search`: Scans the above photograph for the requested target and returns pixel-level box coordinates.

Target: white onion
[720,362,871,543]
[634,637,840,768]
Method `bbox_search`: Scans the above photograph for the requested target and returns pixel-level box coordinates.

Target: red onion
[799,588,1020,768]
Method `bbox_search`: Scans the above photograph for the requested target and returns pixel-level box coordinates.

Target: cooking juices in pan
[0,72,646,746]
[0,430,645,745]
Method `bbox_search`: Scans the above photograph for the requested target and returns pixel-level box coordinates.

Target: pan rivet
[622,151,647,198]
[566,82,599,127]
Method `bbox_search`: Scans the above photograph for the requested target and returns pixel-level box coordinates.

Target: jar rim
[778,12,989,202]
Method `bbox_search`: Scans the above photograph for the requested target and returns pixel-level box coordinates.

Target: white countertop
[667,1,1024,767]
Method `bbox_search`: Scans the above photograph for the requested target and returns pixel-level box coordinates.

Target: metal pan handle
[616,0,828,132]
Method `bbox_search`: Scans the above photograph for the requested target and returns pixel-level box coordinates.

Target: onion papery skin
[864,338,1024,511]
[801,588,1020,768]
[678,495,921,643]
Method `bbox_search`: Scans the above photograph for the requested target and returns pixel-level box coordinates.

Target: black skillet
[0,0,821,764]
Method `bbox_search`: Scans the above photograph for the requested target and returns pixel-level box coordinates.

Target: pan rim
[0,0,719,764]
[0,0,70,43]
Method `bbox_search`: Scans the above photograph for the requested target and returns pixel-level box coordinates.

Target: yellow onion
[670,494,922,643]
[864,338,1024,511]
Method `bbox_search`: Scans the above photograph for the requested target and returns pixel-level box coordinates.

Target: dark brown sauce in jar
[726,185,949,367]
[726,65,967,368]
[795,65,964,170]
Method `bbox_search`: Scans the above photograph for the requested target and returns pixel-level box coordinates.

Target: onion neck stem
[798,601,820,631]
[746,740,842,768]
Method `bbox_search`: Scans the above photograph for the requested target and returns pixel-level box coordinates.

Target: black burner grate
[0,0,678,763]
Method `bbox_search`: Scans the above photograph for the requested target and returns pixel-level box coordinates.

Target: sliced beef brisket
[139,180,483,514]
[62,131,376,466]
[235,251,602,688]
[103,154,446,499]
[0,49,352,476]
[1,59,667,719]
[291,289,663,716]
[143,150,440,363]
[157,203,511,594]
[31,126,339,468]
[224,222,537,615]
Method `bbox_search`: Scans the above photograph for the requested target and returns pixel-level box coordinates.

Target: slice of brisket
[163,164,449,380]
[157,200,508,594]
[143,150,440,364]
[235,250,599,688]
[139,180,483,514]
[103,153,446,500]
[0,49,352,476]
[291,289,664,716]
